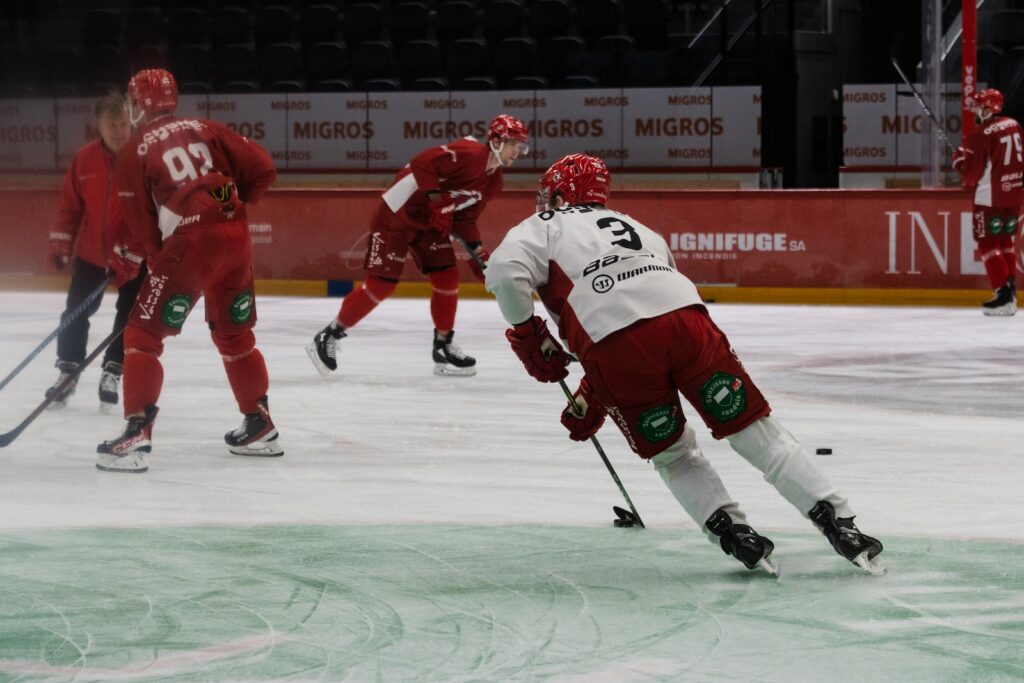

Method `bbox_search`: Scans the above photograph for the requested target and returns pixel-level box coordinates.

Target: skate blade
[983,306,1017,317]
[758,554,781,577]
[95,454,148,473]
[47,399,69,411]
[305,343,334,377]
[229,442,285,457]
[853,552,887,576]
[433,362,477,377]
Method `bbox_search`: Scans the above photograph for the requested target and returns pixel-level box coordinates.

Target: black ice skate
[96,405,158,473]
[306,322,347,376]
[808,500,886,575]
[225,396,283,457]
[98,360,122,414]
[982,280,1017,316]
[705,509,780,576]
[432,329,477,377]
[45,360,80,410]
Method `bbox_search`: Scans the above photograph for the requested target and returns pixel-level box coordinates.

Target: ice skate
[706,509,780,576]
[982,281,1017,316]
[809,500,886,575]
[432,329,477,377]
[98,360,122,414]
[96,405,158,473]
[306,322,346,376]
[45,360,80,410]
[225,396,283,456]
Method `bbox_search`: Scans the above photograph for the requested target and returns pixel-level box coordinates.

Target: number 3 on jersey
[163,142,214,182]
[596,216,642,250]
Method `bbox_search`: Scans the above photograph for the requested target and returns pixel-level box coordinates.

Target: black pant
[56,258,146,366]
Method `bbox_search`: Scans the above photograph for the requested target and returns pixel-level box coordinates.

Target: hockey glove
[505,316,570,382]
[110,245,144,287]
[48,231,74,270]
[560,378,606,441]
[952,146,969,173]
[427,190,483,235]
[465,241,489,282]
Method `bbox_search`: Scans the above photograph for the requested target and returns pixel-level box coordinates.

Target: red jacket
[53,139,126,269]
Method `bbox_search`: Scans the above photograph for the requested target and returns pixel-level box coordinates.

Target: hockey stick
[0,276,113,393]
[557,379,646,529]
[452,235,647,528]
[0,321,126,448]
[890,56,958,155]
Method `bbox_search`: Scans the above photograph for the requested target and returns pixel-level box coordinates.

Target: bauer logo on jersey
[162,294,193,328]
[700,371,747,421]
[637,405,680,442]
[230,291,253,324]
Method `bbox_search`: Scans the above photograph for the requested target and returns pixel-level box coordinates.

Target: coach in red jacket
[46,92,145,412]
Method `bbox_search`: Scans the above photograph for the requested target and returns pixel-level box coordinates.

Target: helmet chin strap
[489,139,515,168]
[127,100,146,127]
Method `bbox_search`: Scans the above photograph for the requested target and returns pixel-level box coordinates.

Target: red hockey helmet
[489,114,529,144]
[536,153,611,211]
[969,88,1003,115]
[126,69,178,124]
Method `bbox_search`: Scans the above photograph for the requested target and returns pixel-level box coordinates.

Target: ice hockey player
[96,68,282,473]
[306,114,530,378]
[952,88,1023,316]
[45,92,146,412]
[485,153,885,576]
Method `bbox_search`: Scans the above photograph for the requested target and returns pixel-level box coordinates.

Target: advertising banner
[0,99,57,171]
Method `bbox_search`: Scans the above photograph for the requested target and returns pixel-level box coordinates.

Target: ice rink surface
[1,292,1022,682]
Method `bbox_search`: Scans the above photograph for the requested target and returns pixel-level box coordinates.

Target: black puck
[613,518,634,527]
[815,447,833,455]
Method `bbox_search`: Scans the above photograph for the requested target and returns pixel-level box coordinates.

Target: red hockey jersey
[115,116,276,258]
[54,139,127,269]
[380,137,503,244]
[958,115,1024,209]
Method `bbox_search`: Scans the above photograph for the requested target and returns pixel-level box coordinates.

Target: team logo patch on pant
[162,294,192,328]
[637,405,679,442]
[700,371,747,421]
[988,216,1006,235]
[230,291,253,323]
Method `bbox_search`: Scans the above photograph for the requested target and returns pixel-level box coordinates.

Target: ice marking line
[878,592,1024,641]
[555,657,681,682]
[0,634,292,679]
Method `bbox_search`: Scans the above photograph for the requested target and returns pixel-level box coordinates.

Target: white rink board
[0,99,56,171]
[534,89,624,170]
[623,87,714,167]
[55,98,96,169]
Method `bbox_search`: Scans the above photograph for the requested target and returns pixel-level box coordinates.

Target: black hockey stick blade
[0,322,126,448]
[0,276,113,393]
[613,505,643,528]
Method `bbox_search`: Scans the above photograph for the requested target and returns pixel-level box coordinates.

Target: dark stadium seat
[214,44,257,85]
[455,76,498,90]
[593,34,635,86]
[352,40,395,86]
[260,42,304,82]
[531,0,571,43]
[211,7,251,46]
[124,8,165,48]
[305,42,350,82]
[397,39,441,84]
[312,78,354,91]
[300,4,341,44]
[435,1,477,43]
[255,5,296,45]
[45,47,83,90]
[365,78,403,91]
[83,10,121,48]
[578,0,620,42]
[389,2,431,45]
[128,44,169,71]
[170,44,213,83]
[493,36,536,86]
[344,3,384,44]
[84,46,127,92]
[508,74,548,89]
[445,38,490,82]
[986,11,1024,51]
[483,0,524,43]
[625,0,670,49]
[266,79,306,92]
[222,79,261,93]
[412,76,450,91]
[563,74,599,88]
[179,80,213,94]
[541,35,585,85]
[167,8,209,48]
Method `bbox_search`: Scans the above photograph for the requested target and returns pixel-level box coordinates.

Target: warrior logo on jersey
[592,274,614,293]
[700,371,747,421]
[230,291,253,323]
[637,405,680,442]
[162,294,193,328]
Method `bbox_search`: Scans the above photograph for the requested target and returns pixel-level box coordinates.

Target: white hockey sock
[651,423,746,544]
[726,416,853,519]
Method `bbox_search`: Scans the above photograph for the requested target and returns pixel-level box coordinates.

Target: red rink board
[1,187,1014,290]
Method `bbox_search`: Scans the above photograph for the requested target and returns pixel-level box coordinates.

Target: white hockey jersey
[486,204,703,356]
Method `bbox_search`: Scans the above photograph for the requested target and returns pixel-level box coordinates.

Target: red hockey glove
[560,378,606,441]
[952,146,969,173]
[109,245,144,287]
[48,231,74,270]
[427,190,483,235]
[466,242,489,282]
[505,316,570,382]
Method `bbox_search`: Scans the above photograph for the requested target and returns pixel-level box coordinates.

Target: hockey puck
[613,518,635,528]
[815,447,833,455]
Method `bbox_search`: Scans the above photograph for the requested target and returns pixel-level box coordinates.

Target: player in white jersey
[485,153,885,575]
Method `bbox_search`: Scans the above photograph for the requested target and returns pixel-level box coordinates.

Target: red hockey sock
[1002,250,1017,284]
[429,267,459,332]
[122,325,164,417]
[338,276,397,328]
[212,329,269,413]
[982,249,1009,289]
